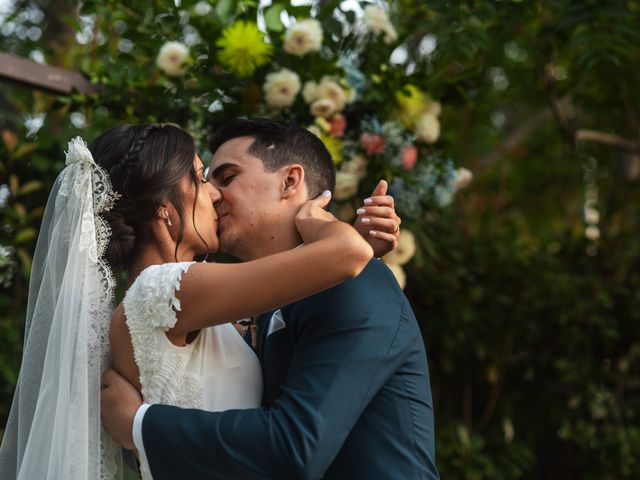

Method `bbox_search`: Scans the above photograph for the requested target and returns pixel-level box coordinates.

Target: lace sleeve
[123,261,195,401]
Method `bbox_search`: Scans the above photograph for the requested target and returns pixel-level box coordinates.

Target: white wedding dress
[0,138,262,480]
[123,261,263,479]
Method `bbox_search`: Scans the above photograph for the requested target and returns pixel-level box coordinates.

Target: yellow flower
[314,116,332,133]
[322,133,343,166]
[309,129,343,166]
[394,85,428,127]
[216,22,273,77]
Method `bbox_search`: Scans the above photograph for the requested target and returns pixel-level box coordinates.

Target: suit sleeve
[142,261,410,480]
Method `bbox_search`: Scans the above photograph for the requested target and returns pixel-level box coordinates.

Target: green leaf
[8,175,18,194]
[13,144,38,159]
[17,180,42,197]
[17,248,32,279]
[14,228,36,245]
[216,0,236,22]
[264,4,285,32]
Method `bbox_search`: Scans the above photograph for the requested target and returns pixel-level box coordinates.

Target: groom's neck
[237,227,302,262]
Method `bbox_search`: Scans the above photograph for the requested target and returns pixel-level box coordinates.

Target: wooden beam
[0,52,99,95]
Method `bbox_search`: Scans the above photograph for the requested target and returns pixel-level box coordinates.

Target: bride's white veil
[0,137,124,479]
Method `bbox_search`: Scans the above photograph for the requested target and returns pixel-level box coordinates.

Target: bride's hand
[353,180,401,258]
[295,191,372,262]
[295,190,338,244]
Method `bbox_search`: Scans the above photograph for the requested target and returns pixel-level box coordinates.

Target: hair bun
[102,210,136,271]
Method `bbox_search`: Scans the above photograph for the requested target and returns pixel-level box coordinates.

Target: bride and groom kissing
[0,118,438,479]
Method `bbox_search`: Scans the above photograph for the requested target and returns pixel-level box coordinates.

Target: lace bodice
[123,262,263,479]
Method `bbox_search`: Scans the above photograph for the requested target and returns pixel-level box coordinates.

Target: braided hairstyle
[90,124,206,272]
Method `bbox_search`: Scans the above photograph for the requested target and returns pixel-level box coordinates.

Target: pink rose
[401,146,418,171]
[328,114,347,137]
[360,133,385,155]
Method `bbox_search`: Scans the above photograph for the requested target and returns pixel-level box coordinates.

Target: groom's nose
[210,185,222,206]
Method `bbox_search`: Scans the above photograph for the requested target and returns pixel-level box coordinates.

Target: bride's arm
[169,192,373,336]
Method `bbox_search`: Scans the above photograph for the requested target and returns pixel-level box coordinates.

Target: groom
[102,119,439,479]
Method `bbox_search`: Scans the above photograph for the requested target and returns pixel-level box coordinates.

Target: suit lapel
[255,311,272,360]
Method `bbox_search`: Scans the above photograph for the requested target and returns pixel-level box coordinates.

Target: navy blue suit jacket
[142,259,439,479]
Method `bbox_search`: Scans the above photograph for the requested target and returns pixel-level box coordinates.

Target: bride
[0,123,399,479]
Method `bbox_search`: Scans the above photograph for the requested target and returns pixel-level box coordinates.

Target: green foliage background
[1,1,639,478]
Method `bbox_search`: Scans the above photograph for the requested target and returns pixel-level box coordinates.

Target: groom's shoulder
[306,258,403,305]
[345,257,400,290]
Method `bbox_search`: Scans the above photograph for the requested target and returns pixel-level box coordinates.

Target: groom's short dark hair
[209,118,336,197]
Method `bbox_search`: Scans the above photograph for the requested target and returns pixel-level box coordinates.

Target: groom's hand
[101,368,142,450]
[354,180,401,258]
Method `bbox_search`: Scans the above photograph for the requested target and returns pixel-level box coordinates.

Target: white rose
[342,154,368,179]
[363,5,397,44]
[454,167,473,192]
[584,207,599,224]
[283,19,323,56]
[383,229,416,266]
[385,262,407,289]
[310,98,336,118]
[585,225,600,241]
[334,171,360,201]
[263,69,301,108]
[415,112,441,144]
[424,99,442,117]
[302,81,319,104]
[156,41,189,77]
[317,77,347,112]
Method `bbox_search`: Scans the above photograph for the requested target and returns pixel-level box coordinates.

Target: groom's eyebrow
[210,162,238,179]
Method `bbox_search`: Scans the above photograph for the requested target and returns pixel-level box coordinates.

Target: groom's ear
[280,164,306,200]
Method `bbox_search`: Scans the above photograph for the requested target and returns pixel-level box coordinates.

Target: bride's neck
[127,240,194,288]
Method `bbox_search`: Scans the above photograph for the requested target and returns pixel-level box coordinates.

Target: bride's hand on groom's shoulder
[101,369,142,450]
[354,180,401,258]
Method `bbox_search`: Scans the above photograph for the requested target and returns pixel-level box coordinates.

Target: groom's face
[208,136,289,260]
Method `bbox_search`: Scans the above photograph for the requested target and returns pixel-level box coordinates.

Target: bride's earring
[158,209,172,227]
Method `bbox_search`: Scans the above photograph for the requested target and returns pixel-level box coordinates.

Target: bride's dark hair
[89,124,205,272]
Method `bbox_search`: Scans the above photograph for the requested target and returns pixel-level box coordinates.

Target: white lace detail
[123,262,204,409]
[64,138,122,479]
